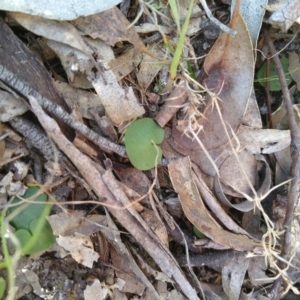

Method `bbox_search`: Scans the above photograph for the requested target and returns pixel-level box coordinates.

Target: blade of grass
[170,0,194,79]
[168,0,180,33]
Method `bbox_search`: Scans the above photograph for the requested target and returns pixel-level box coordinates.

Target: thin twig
[263,28,300,299]
[199,0,236,36]
[29,95,125,157]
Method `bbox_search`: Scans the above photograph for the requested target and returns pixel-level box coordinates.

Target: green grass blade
[170,0,194,79]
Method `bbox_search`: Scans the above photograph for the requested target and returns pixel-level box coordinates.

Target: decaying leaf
[84,280,107,300]
[222,254,249,300]
[87,63,145,124]
[266,0,300,31]
[10,12,92,55]
[0,91,28,122]
[173,0,254,151]
[53,81,105,119]
[231,0,267,49]
[57,233,99,268]
[71,7,158,59]
[168,156,260,251]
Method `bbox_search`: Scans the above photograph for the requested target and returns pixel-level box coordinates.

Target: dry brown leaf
[87,63,145,124]
[173,0,254,151]
[57,233,99,268]
[137,43,166,91]
[168,156,260,251]
[141,209,169,248]
[53,81,105,119]
[10,12,92,54]
[71,7,158,59]
[109,48,143,81]
[237,125,291,154]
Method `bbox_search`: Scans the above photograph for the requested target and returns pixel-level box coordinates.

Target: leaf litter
[0,0,300,299]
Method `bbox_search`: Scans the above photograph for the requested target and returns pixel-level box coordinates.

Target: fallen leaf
[84,280,107,300]
[222,254,249,300]
[72,7,157,58]
[173,0,254,151]
[57,233,99,268]
[168,156,260,251]
[237,125,290,154]
[53,81,105,119]
[87,63,145,124]
[231,0,267,50]
[266,0,300,31]
[10,12,92,54]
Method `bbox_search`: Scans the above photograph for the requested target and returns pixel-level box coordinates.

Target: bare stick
[29,95,125,157]
[199,0,236,36]
[263,28,300,298]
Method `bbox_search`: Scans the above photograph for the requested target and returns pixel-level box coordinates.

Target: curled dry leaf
[168,156,260,251]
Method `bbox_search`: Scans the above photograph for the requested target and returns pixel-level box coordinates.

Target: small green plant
[169,0,194,79]
[6,186,55,255]
[125,118,164,170]
[0,186,55,299]
[256,57,292,91]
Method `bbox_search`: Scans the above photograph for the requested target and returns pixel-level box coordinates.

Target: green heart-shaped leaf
[7,187,48,231]
[125,118,164,170]
[256,57,292,91]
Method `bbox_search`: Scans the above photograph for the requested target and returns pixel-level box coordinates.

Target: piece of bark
[0,17,74,141]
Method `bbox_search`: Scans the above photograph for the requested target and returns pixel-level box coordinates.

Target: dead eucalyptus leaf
[87,62,145,124]
[231,0,267,50]
[168,156,260,251]
[72,7,157,59]
[10,12,92,55]
[237,125,291,154]
[173,0,254,151]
